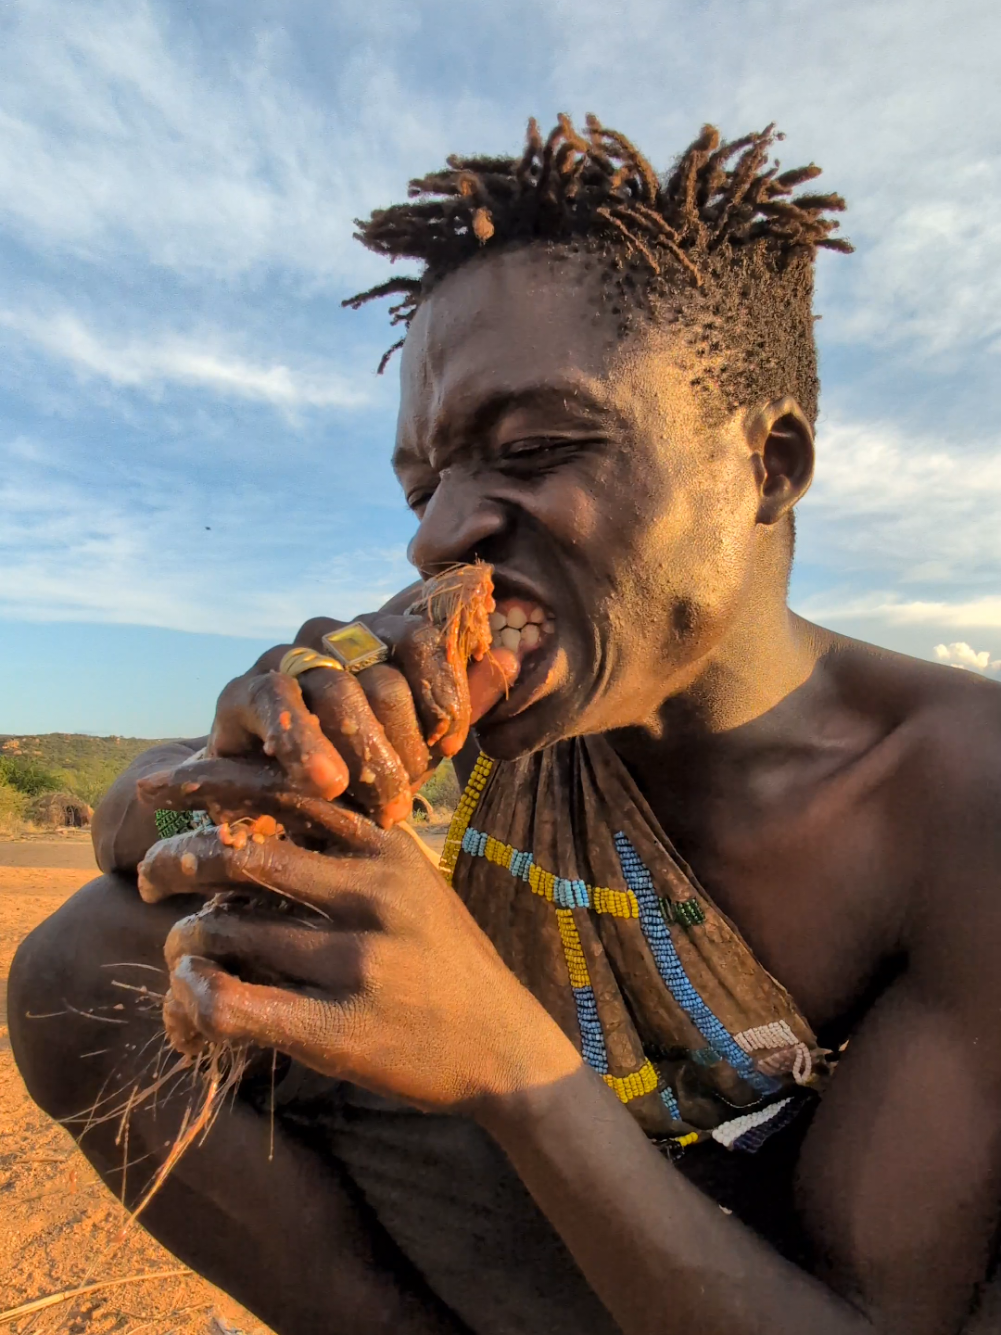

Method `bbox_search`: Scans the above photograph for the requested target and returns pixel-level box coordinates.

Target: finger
[165,908,365,993]
[209,669,349,801]
[168,955,350,1064]
[350,664,431,787]
[467,648,519,721]
[139,754,289,816]
[138,824,395,915]
[162,987,209,1058]
[138,828,234,904]
[137,756,384,848]
[298,614,472,761]
[393,620,472,758]
[295,668,413,827]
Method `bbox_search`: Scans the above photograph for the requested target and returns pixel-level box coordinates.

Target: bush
[0,755,63,797]
[0,778,28,836]
[418,760,460,816]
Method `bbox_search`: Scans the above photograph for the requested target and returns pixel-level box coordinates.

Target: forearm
[92,737,207,875]
[476,1066,870,1335]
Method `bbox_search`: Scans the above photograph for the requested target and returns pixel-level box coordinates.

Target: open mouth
[481,593,561,725]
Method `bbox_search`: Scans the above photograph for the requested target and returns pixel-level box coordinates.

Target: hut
[28,791,93,829]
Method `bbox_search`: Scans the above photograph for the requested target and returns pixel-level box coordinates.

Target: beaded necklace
[441,741,829,1155]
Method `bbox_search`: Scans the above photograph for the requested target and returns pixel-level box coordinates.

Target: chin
[474,682,596,761]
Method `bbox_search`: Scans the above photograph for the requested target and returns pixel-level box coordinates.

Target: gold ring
[321,621,390,674]
[278,647,345,679]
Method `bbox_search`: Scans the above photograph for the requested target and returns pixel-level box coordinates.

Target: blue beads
[614,832,779,1096]
[660,1086,681,1120]
[571,984,609,1073]
[551,876,590,908]
[510,849,534,881]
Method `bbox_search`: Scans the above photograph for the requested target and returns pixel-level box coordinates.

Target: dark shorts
[265,1065,1001,1335]
[270,1064,619,1335]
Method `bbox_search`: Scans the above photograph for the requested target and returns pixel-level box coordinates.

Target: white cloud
[0,0,498,284]
[3,0,1001,672]
[797,418,1001,585]
[0,307,368,409]
[548,0,1001,360]
[798,592,1001,630]
[934,642,1001,673]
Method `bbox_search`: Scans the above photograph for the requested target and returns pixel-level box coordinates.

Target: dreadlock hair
[344,114,851,423]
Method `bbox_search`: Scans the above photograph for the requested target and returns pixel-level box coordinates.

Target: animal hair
[343,114,852,423]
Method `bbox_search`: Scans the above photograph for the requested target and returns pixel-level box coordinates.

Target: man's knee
[9,871,191,1121]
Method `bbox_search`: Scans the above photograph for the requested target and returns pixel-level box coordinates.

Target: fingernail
[468,649,520,722]
[305,751,347,800]
[382,791,414,827]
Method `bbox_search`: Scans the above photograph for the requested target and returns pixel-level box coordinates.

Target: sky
[1,0,1000,736]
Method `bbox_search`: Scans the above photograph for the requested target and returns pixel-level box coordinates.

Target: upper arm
[797,797,1001,1332]
[92,737,207,875]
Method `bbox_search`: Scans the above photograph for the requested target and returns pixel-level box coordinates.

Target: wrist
[470,1022,587,1136]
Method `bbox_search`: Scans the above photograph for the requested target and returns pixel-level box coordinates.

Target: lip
[480,629,562,727]
[487,567,554,616]
[476,565,567,729]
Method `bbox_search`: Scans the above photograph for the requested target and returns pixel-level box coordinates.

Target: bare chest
[666,785,909,1037]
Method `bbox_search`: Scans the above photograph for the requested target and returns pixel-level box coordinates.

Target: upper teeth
[489,603,554,653]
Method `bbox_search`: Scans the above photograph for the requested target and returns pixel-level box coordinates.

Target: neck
[607,561,837,809]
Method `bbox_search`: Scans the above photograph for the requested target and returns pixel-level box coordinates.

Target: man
[11,115,1001,1335]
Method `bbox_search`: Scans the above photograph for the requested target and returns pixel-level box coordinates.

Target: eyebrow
[396,382,620,474]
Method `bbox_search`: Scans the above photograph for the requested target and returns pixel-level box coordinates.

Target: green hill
[0,733,460,815]
[0,734,169,807]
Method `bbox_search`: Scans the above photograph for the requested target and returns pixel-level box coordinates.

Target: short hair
[344,115,851,424]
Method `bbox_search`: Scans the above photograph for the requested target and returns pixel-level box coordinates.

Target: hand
[137,810,582,1113]
[142,573,518,831]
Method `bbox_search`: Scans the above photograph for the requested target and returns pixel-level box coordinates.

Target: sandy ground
[0,851,275,1335]
[0,826,451,1334]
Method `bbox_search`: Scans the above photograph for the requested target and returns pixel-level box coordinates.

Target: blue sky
[2,0,1001,736]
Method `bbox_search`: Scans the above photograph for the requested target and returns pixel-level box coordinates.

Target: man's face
[393,246,766,759]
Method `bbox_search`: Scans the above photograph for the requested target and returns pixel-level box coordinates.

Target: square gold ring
[321,621,391,674]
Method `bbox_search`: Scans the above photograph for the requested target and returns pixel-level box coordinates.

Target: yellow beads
[528,862,555,900]
[602,1059,659,1103]
[555,909,590,988]
[592,885,640,919]
[439,755,494,883]
[484,835,514,869]
[673,1131,700,1149]
[441,754,665,1114]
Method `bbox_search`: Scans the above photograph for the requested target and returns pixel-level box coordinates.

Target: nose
[407,469,507,577]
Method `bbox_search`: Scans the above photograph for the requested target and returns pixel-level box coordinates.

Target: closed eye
[406,486,437,513]
[497,436,597,478]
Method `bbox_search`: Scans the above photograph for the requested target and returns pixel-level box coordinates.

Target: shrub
[418,760,460,816]
[0,755,63,797]
[0,778,28,836]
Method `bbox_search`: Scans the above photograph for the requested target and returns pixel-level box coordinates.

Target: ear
[743,396,815,525]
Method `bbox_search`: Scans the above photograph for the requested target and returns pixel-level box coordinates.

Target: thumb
[467,648,519,724]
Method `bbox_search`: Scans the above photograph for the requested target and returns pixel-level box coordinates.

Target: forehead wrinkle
[430,377,623,472]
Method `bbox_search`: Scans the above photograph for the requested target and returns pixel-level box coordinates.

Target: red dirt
[0,859,274,1335]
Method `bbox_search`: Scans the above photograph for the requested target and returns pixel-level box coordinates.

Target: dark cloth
[271,1067,619,1335]
[266,1064,821,1335]
[446,738,831,1141]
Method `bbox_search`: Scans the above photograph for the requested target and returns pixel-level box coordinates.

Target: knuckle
[254,643,292,673]
[363,665,413,711]
[296,616,341,648]
[164,916,200,967]
[216,673,253,710]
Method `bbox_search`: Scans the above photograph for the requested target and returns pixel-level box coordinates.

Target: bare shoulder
[818,632,1001,965]
[820,630,1001,802]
